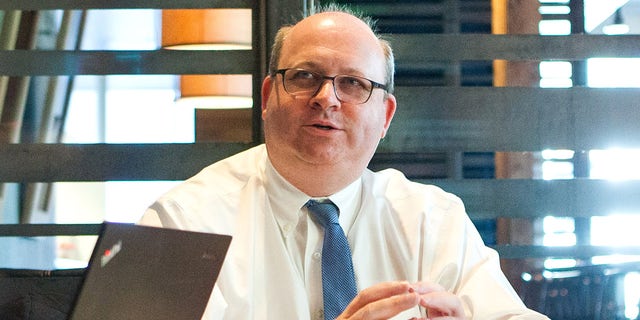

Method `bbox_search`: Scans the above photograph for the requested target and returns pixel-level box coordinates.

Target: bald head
[268,9,395,93]
[289,11,380,46]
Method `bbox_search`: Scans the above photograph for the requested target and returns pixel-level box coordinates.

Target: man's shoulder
[163,144,267,199]
[191,144,266,184]
[142,145,267,232]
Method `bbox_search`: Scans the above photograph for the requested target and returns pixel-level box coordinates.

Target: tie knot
[306,200,340,228]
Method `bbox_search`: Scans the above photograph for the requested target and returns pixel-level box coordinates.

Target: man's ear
[380,93,397,139]
[261,76,273,113]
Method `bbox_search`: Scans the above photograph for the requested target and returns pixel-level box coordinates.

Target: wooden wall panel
[381,87,640,152]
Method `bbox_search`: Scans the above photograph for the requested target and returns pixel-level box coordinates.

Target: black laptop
[68,222,231,320]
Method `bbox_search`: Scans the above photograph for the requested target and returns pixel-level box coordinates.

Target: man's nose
[310,79,341,108]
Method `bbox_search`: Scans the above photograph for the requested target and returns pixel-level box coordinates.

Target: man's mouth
[313,124,335,130]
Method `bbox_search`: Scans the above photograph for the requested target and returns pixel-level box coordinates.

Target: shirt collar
[264,157,363,233]
[324,177,362,233]
[264,158,311,226]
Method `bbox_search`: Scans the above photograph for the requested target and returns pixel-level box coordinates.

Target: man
[140,5,548,320]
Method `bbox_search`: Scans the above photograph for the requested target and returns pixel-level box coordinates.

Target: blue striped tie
[306,200,358,320]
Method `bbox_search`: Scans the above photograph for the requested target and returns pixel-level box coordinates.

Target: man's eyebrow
[284,61,374,79]
[288,62,322,70]
[306,65,370,77]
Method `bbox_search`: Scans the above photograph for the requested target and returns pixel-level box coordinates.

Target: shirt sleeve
[138,207,163,227]
[137,198,195,230]
[422,189,549,319]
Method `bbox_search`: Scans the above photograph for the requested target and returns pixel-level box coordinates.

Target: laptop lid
[69,222,231,320]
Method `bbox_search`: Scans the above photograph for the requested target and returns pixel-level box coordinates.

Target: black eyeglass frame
[273,68,388,104]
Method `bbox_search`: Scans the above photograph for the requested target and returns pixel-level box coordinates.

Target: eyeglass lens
[282,69,373,104]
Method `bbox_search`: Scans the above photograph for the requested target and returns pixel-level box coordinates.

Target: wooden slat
[341,3,445,16]
[494,245,640,260]
[1,222,637,260]
[0,50,256,76]
[0,143,254,182]
[380,87,640,152]
[0,0,254,10]
[423,179,640,219]
[0,224,101,237]
[1,35,636,76]
[390,34,640,61]
[3,144,640,220]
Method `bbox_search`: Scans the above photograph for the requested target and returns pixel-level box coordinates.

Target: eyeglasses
[273,68,387,104]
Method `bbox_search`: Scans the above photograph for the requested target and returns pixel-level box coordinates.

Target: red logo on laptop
[101,240,122,267]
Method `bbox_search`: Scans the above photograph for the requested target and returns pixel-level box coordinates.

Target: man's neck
[268,156,363,198]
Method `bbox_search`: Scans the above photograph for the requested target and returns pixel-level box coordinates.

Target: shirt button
[316,309,324,320]
[312,252,321,260]
[282,224,292,234]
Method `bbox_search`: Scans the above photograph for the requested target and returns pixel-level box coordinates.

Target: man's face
[261,12,396,175]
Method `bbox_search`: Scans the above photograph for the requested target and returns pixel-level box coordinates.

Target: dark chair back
[0,268,84,320]
[520,262,639,320]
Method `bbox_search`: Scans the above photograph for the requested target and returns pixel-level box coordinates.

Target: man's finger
[410,281,446,295]
[419,291,465,319]
[344,291,421,320]
[342,281,411,315]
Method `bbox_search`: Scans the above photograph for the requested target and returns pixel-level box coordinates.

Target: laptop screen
[69,222,231,320]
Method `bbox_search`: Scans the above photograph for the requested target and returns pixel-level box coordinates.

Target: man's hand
[411,281,466,319]
[336,281,466,320]
[337,281,421,320]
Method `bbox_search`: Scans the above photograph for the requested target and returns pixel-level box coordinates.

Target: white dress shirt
[139,144,548,320]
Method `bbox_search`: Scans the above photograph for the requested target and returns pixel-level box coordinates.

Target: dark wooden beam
[0,50,256,76]
[424,179,640,219]
[0,143,254,182]
[391,34,640,62]
[382,87,640,152]
[0,0,254,10]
